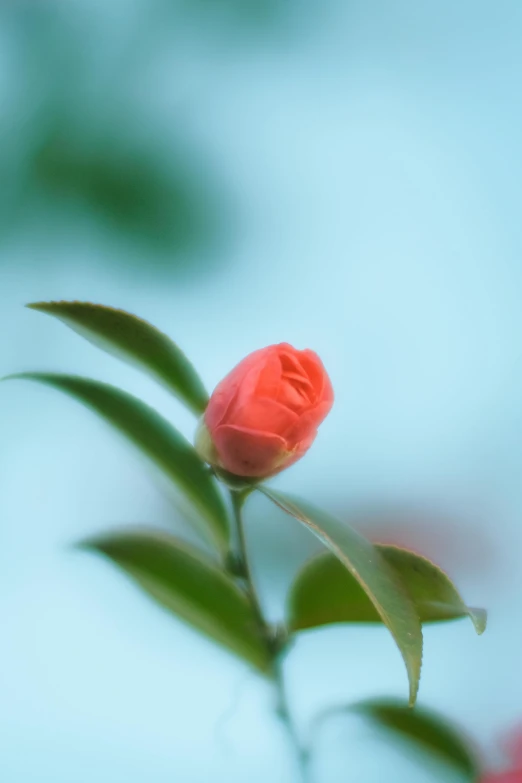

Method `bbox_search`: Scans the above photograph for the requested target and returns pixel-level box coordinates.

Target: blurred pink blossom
[481,728,522,782]
[502,726,522,768]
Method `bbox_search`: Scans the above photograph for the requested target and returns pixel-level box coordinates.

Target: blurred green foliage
[352,699,481,781]
[0,0,245,278]
[178,0,286,28]
[28,119,226,262]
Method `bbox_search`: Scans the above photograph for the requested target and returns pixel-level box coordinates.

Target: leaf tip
[74,535,107,556]
[469,607,487,635]
[27,300,85,314]
[407,638,423,707]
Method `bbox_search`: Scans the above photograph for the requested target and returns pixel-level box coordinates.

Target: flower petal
[229,397,298,436]
[286,398,333,445]
[213,424,288,477]
[276,379,312,413]
[278,429,318,472]
[253,349,282,400]
[206,347,273,430]
[279,350,312,385]
[299,349,330,399]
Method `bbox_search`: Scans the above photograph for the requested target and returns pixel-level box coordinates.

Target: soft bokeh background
[1,1,521,780]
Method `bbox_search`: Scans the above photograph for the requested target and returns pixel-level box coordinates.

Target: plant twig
[273,649,311,782]
[230,489,265,627]
[229,489,311,782]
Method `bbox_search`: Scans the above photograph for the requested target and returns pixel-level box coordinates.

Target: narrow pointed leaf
[352,699,481,780]
[289,546,486,634]
[27,301,208,416]
[6,373,228,553]
[81,528,272,674]
[261,488,423,705]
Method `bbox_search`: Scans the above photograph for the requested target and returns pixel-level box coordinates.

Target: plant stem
[274,651,311,782]
[230,489,265,628]
[229,489,310,783]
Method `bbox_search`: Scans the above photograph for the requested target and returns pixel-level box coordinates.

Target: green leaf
[27,301,208,416]
[29,125,225,266]
[351,698,481,780]
[81,528,272,674]
[289,546,486,634]
[261,488,423,705]
[5,373,228,553]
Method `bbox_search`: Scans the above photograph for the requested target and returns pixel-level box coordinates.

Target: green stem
[274,652,311,782]
[229,489,310,782]
[230,490,265,627]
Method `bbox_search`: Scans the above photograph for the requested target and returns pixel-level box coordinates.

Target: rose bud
[195,343,334,479]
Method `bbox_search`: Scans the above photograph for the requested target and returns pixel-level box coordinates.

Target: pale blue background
[1,1,522,781]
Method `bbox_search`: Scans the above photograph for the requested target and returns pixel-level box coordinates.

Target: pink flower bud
[195,343,334,478]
